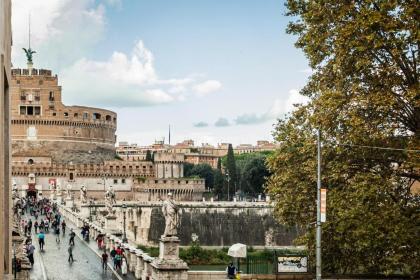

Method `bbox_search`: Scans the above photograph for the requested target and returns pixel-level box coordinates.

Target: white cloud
[234,89,309,125]
[12,0,107,69]
[61,40,222,107]
[192,80,222,96]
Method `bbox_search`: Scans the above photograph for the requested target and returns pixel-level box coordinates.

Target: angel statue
[22,48,36,63]
[105,185,116,216]
[66,184,72,199]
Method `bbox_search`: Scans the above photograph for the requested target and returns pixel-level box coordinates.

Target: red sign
[320,188,327,222]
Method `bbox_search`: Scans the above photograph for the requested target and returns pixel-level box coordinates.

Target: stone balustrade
[59,204,160,279]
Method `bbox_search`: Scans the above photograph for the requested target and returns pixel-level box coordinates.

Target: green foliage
[225,144,237,197]
[184,163,215,189]
[266,0,420,275]
[114,154,123,161]
[213,169,225,199]
[217,157,222,170]
[137,245,159,257]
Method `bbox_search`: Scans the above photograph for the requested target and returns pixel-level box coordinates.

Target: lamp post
[226,172,230,201]
[122,203,128,243]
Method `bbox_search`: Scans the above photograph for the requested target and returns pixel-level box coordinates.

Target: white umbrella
[228,243,247,258]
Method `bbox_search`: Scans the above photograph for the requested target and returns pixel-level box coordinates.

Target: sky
[12,0,310,146]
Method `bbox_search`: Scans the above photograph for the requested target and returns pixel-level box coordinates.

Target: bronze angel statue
[23,48,36,63]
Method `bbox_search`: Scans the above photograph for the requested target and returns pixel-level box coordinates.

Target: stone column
[135,251,144,279]
[129,247,137,272]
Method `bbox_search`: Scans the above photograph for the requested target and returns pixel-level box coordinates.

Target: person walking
[26,242,35,266]
[69,229,76,246]
[34,220,39,234]
[61,220,66,235]
[121,258,128,275]
[38,231,45,252]
[101,251,108,270]
[55,224,60,243]
[68,244,74,263]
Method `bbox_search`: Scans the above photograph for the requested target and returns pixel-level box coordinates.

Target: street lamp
[226,172,230,201]
[122,203,128,243]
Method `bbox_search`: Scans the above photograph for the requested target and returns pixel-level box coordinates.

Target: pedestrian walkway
[27,214,120,280]
[64,218,137,280]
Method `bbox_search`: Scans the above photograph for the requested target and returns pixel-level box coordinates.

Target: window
[52,112,56,116]
[106,115,112,121]
[34,106,41,115]
[122,179,126,184]
[155,180,158,183]
[93,113,101,120]
[27,106,34,115]
[34,93,40,101]
[69,173,74,181]
[74,113,79,118]
[28,159,34,165]
[113,179,118,184]
[20,106,26,115]
[64,112,69,117]
[20,92,26,101]
[49,91,54,101]
[83,112,89,119]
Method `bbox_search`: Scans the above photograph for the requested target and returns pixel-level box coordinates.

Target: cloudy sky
[12,0,310,146]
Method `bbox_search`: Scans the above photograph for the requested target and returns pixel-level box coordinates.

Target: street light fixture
[226,172,230,201]
[122,203,128,243]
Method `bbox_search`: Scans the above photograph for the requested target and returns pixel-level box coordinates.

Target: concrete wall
[0,0,12,276]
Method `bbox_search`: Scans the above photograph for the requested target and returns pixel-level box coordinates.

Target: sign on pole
[320,188,327,222]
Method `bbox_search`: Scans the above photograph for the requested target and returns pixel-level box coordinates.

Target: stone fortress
[11,68,117,164]
[11,61,205,201]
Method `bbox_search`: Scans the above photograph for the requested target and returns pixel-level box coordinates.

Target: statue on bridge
[162,192,180,237]
[105,185,116,216]
[80,185,88,204]
[66,184,72,199]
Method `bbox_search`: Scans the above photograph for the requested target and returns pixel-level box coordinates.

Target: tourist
[27,219,32,234]
[26,242,35,266]
[226,262,237,279]
[38,231,45,251]
[69,229,76,246]
[44,219,49,233]
[101,251,108,270]
[55,223,60,243]
[68,244,74,263]
[39,220,45,232]
[121,258,128,275]
[61,220,66,235]
[115,253,122,270]
[110,247,117,269]
[34,220,39,233]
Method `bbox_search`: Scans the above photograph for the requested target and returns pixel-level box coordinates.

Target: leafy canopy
[266,0,419,275]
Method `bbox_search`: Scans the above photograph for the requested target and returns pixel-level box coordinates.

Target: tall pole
[316,129,322,280]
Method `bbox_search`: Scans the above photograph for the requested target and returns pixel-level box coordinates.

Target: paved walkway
[27,214,120,280]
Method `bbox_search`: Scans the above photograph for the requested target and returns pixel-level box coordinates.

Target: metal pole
[316,129,322,280]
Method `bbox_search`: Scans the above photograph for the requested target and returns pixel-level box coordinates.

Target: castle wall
[10,68,117,164]
[112,202,300,247]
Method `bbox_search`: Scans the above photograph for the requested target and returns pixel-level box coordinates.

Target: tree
[185,163,215,189]
[240,156,270,196]
[217,157,222,170]
[266,1,419,275]
[225,144,237,197]
[213,169,225,199]
[145,150,152,161]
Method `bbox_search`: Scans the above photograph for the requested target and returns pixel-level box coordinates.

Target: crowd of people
[15,195,130,276]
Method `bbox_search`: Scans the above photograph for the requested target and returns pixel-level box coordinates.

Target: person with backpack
[226,262,237,279]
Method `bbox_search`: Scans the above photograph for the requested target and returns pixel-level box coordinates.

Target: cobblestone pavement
[28,214,120,280]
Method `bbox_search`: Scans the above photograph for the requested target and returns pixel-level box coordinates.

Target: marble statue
[105,185,116,216]
[162,192,179,237]
[56,183,62,197]
[66,184,72,199]
[80,185,87,204]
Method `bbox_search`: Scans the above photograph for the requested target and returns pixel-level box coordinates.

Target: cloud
[12,0,110,69]
[194,122,209,128]
[234,89,309,125]
[214,118,230,127]
[61,40,222,107]
[192,80,222,96]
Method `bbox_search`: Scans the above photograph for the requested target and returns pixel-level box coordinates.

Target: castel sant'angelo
[11,51,205,201]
